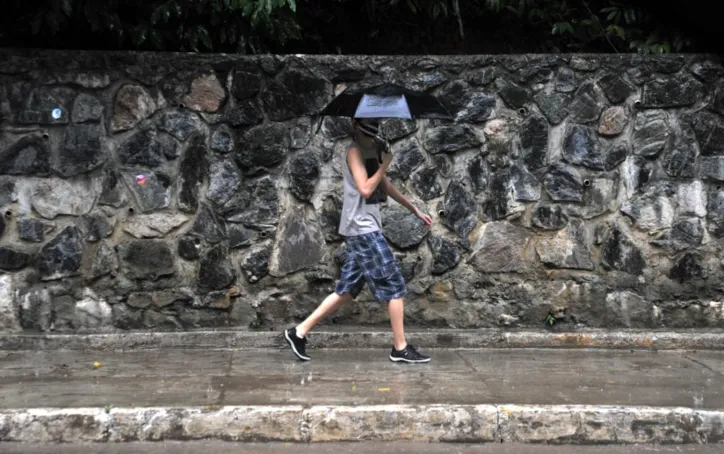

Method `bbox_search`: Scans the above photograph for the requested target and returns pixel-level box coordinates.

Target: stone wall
[1,49,724,334]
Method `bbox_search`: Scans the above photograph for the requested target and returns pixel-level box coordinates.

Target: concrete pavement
[0,442,723,453]
[1,347,723,444]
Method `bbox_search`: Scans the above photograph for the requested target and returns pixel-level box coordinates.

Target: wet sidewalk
[1,347,724,444]
[1,347,724,409]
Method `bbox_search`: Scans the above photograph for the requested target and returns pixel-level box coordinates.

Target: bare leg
[388,297,407,351]
[296,292,352,337]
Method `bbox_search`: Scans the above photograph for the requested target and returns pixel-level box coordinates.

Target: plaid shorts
[335,231,407,302]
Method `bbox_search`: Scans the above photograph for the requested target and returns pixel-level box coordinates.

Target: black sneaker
[389,344,430,363]
[284,328,310,361]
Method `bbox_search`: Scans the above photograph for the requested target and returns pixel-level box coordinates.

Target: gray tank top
[338,142,384,237]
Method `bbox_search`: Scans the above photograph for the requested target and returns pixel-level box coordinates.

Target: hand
[413,206,432,227]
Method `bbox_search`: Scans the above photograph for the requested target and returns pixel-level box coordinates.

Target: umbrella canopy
[320,83,453,120]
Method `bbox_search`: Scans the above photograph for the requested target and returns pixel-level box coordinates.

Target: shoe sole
[284,330,311,361]
[389,355,431,363]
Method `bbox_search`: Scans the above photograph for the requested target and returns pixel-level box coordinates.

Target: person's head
[353,118,379,146]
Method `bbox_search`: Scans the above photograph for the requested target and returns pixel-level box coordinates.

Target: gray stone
[242,245,270,283]
[380,119,418,141]
[320,195,342,243]
[496,78,530,109]
[662,134,698,178]
[427,235,461,275]
[651,218,704,252]
[456,92,496,123]
[632,110,670,158]
[569,84,605,126]
[224,176,279,227]
[563,124,605,170]
[118,129,177,168]
[111,84,156,132]
[183,73,226,113]
[177,235,200,261]
[519,114,548,170]
[238,122,290,169]
[690,60,724,83]
[688,110,724,156]
[156,109,204,141]
[17,218,55,243]
[290,117,313,150]
[467,66,496,86]
[0,180,14,207]
[434,155,453,178]
[411,166,444,201]
[178,134,208,213]
[387,138,425,180]
[18,289,53,331]
[71,93,103,123]
[231,65,263,100]
[543,164,583,202]
[0,136,50,176]
[122,213,189,239]
[570,56,600,71]
[32,178,98,219]
[535,219,593,270]
[90,241,117,279]
[121,169,171,213]
[468,155,490,194]
[441,180,478,240]
[0,247,31,270]
[469,221,532,273]
[408,71,447,91]
[423,124,482,154]
[532,205,568,230]
[211,125,235,154]
[207,158,242,207]
[677,180,707,217]
[509,164,541,201]
[80,212,114,242]
[555,66,576,93]
[382,204,430,249]
[199,244,235,291]
[121,240,175,280]
[642,74,705,107]
[288,149,320,201]
[262,68,330,121]
[18,88,70,124]
[36,226,84,280]
[75,296,112,329]
[482,168,524,221]
[223,99,264,126]
[113,304,143,329]
[190,203,227,244]
[605,291,653,327]
[621,182,676,231]
[321,117,353,141]
[597,74,635,104]
[55,124,106,177]
[668,251,705,282]
[598,106,628,136]
[228,224,252,249]
[269,205,325,277]
[707,190,724,237]
[601,227,646,275]
[533,91,571,125]
[98,169,126,208]
[571,175,620,219]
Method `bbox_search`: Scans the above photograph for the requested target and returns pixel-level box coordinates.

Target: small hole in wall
[634,100,642,108]
[42,132,49,139]
[128,207,135,214]
[518,107,528,116]
[416,256,422,262]
[178,103,185,109]
[718,185,722,191]
[194,238,201,245]
[583,179,591,187]
[260,231,268,238]
[4,210,11,218]
[437,210,445,217]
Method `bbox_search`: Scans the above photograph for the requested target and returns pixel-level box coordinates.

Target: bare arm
[347,146,391,199]
[382,177,415,211]
[383,177,433,226]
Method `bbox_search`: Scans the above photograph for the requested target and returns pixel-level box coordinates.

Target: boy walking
[284,118,432,363]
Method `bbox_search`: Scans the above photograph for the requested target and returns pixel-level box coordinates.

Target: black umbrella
[320,83,453,120]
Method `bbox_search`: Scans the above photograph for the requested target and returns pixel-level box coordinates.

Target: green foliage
[0,0,694,54]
